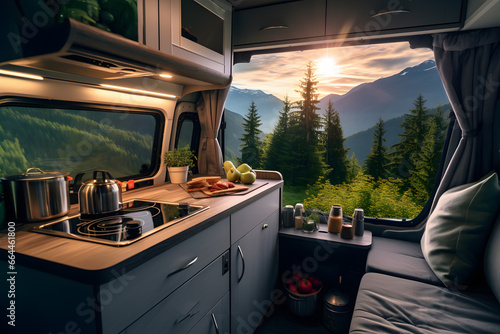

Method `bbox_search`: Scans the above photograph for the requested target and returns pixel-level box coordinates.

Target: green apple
[237,163,252,173]
[227,167,241,182]
[240,171,256,184]
[224,161,236,175]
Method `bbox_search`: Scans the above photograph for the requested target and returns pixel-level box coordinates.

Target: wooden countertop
[0,179,283,284]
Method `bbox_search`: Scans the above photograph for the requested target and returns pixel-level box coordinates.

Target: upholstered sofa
[349,172,500,333]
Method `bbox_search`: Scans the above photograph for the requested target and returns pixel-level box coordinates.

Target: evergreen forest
[236,63,448,219]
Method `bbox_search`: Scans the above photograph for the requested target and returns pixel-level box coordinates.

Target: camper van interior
[0,0,500,333]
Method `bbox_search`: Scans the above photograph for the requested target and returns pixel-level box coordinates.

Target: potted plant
[164,146,196,183]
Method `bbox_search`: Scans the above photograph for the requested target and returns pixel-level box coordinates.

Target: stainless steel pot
[78,170,122,216]
[1,168,70,223]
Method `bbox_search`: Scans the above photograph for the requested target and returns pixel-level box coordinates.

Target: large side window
[225,42,450,226]
[0,97,164,180]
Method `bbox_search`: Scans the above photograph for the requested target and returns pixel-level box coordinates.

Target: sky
[232,41,434,100]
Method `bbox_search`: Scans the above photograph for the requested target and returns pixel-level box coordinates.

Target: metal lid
[1,168,69,181]
[324,290,350,310]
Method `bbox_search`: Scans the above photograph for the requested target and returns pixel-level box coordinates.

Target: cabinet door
[187,292,230,334]
[231,210,279,333]
[122,253,229,334]
[233,0,326,48]
[326,0,463,37]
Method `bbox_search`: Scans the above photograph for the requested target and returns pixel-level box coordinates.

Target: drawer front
[231,189,280,243]
[187,292,230,334]
[233,0,326,46]
[326,0,463,36]
[102,217,230,333]
[122,254,230,334]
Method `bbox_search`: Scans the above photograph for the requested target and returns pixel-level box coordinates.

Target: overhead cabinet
[159,0,232,76]
[233,0,326,48]
[326,0,465,38]
[233,0,465,51]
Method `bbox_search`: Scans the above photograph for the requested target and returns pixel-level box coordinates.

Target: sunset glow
[232,42,434,100]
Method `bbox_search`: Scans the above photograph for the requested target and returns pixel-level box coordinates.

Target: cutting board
[201,184,249,196]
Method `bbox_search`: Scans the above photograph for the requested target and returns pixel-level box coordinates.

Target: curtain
[431,28,500,210]
[196,86,231,176]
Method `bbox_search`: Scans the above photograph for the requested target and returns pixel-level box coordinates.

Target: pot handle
[93,170,115,181]
[26,167,45,174]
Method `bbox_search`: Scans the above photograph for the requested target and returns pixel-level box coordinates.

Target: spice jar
[294,203,304,230]
[328,205,343,234]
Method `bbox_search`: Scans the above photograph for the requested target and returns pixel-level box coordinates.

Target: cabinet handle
[237,245,246,283]
[262,224,269,229]
[167,257,198,278]
[177,301,200,324]
[211,313,220,334]
[370,9,411,18]
[260,25,288,31]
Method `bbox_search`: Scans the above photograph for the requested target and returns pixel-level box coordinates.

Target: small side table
[278,225,372,302]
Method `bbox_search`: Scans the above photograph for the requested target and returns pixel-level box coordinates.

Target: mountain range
[224,59,450,163]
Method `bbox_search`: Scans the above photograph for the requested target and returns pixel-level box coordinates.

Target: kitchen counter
[0,177,283,284]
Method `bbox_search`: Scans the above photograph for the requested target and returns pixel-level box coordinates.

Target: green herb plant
[164,146,197,168]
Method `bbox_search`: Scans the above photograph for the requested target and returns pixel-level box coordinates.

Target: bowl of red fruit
[283,272,323,316]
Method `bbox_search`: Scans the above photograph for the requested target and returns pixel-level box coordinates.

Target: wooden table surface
[0,179,283,284]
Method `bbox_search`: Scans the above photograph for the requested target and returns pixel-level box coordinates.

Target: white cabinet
[159,0,232,76]
[230,189,281,333]
[326,0,464,38]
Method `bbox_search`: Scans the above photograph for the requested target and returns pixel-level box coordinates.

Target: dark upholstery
[366,236,442,286]
[350,273,500,334]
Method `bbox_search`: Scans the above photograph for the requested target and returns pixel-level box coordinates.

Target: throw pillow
[421,171,500,288]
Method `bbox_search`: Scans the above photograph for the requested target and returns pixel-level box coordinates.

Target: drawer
[187,292,230,334]
[102,217,230,333]
[326,0,463,37]
[233,0,326,47]
[231,189,280,243]
[122,254,230,334]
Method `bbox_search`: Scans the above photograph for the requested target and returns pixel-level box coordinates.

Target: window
[175,112,201,174]
[225,42,450,224]
[0,97,164,180]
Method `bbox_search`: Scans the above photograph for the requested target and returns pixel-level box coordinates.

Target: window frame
[174,111,201,174]
[0,96,166,181]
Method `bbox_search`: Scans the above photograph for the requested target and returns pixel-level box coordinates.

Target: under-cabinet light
[100,84,177,99]
[159,73,173,79]
[0,69,44,81]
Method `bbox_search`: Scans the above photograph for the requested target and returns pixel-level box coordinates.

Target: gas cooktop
[31,200,209,246]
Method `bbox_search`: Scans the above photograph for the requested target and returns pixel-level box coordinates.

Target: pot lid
[1,168,69,181]
[324,290,350,308]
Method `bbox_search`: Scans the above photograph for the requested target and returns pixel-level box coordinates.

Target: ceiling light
[0,69,43,81]
[159,73,173,79]
[100,84,177,99]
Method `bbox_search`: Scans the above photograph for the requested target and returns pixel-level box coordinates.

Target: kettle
[78,170,122,216]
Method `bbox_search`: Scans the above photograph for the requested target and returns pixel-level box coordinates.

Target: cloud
[232,42,434,99]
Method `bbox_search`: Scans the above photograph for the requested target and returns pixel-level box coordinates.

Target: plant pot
[168,166,189,184]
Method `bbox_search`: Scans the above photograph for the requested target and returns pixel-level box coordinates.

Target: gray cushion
[366,236,442,285]
[484,216,500,303]
[421,171,500,288]
[350,273,500,334]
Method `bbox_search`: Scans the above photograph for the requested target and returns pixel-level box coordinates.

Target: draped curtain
[431,28,500,210]
[196,85,231,176]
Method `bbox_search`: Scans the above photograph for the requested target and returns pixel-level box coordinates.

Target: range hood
[0,18,230,86]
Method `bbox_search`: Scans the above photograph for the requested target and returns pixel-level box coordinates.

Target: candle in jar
[302,219,316,233]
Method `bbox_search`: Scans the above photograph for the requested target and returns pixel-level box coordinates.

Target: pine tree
[364,118,389,181]
[346,153,362,181]
[239,101,263,168]
[389,93,430,191]
[295,61,321,143]
[264,96,292,174]
[286,62,326,185]
[323,99,349,184]
[408,106,448,204]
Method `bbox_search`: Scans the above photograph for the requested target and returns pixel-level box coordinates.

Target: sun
[317,57,340,77]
